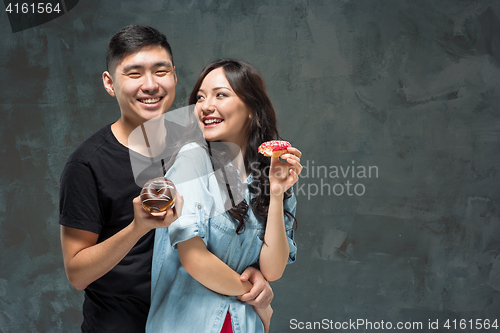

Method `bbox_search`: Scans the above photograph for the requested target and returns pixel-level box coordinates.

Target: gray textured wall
[1,0,500,332]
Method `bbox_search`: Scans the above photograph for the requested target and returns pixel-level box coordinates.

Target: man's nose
[141,74,159,94]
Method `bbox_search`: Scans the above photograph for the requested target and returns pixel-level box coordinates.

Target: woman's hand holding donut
[269,146,302,196]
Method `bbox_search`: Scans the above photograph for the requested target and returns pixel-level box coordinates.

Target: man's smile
[138,97,162,104]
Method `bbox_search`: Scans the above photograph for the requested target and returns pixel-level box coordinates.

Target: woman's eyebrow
[197,86,233,94]
[212,86,232,91]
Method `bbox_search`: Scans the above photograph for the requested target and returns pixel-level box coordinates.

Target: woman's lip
[202,117,224,128]
[202,116,223,120]
[204,123,222,128]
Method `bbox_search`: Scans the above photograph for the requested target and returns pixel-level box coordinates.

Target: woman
[147,59,302,333]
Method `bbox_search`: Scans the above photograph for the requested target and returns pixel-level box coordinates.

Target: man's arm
[61,196,181,290]
[238,266,274,308]
[239,266,274,333]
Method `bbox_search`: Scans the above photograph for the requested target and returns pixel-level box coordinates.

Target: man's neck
[111,119,132,147]
[111,117,167,157]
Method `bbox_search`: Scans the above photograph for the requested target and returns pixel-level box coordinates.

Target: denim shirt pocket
[205,212,236,260]
[242,224,264,268]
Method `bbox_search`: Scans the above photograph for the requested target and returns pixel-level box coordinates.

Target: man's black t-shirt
[59,124,164,333]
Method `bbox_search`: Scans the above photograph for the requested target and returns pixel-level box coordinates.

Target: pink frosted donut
[258,140,291,157]
[140,177,176,213]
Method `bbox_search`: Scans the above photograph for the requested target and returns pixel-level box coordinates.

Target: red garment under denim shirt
[220,312,232,333]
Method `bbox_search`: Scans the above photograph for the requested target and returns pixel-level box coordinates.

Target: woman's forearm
[258,193,290,281]
[177,236,253,295]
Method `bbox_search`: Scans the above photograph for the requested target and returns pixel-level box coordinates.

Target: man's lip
[137,96,163,104]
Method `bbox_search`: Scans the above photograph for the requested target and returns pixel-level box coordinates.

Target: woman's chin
[202,133,219,142]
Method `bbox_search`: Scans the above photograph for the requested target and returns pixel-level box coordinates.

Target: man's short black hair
[106,25,174,74]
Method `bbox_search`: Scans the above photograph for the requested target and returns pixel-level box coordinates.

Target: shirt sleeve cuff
[169,202,207,248]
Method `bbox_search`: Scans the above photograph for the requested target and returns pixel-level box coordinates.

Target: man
[59,25,273,332]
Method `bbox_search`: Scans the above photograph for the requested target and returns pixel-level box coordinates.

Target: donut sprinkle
[258,140,291,157]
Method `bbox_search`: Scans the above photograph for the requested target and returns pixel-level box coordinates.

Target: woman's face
[195,67,251,148]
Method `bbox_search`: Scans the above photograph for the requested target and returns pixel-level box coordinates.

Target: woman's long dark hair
[189,59,296,234]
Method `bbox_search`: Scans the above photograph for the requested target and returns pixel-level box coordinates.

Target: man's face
[103,45,177,127]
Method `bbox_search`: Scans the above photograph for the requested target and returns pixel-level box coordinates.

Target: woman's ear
[102,71,116,97]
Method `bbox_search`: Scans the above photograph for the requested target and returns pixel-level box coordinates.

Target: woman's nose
[200,98,216,114]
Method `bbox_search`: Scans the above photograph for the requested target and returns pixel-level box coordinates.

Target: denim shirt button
[197,204,202,210]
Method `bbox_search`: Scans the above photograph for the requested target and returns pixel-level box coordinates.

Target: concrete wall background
[1,0,499,331]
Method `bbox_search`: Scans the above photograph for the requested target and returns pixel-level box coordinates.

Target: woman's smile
[202,116,224,128]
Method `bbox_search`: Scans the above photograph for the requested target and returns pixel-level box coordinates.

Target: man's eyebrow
[122,64,143,73]
[154,61,173,68]
[122,61,173,73]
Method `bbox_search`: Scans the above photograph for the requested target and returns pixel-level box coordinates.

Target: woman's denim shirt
[146,143,297,333]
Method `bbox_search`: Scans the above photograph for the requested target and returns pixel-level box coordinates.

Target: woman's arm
[178,237,274,331]
[177,236,252,295]
[258,146,302,281]
[169,143,288,297]
[258,192,289,281]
